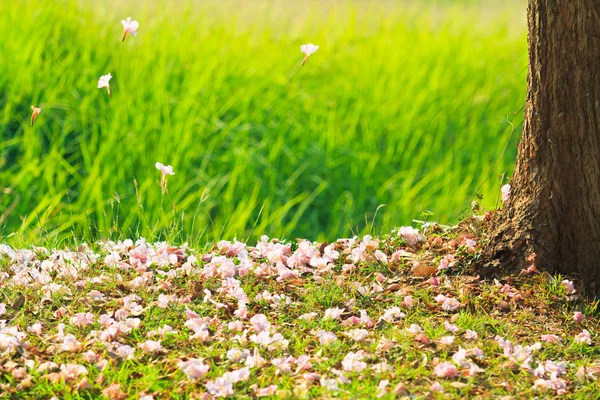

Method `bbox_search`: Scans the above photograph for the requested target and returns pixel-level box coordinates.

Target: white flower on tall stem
[97,73,112,97]
[300,44,319,66]
[121,17,139,42]
[155,162,175,193]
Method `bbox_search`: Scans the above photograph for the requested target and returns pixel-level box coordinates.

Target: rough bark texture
[484,0,600,292]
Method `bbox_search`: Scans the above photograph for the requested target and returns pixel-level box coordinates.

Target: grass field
[0,0,526,245]
[1,226,598,398]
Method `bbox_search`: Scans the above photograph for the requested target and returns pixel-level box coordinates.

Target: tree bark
[484,0,600,292]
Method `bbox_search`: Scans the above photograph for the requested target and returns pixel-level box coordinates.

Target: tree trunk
[484,0,600,292]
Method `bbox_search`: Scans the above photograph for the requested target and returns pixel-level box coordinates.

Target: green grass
[0,0,526,245]
[1,231,598,399]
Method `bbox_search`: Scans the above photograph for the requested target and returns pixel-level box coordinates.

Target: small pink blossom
[464,329,478,340]
[407,324,422,334]
[439,335,455,345]
[398,226,424,246]
[299,312,318,321]
[376,380,389,398]
[444,321,460,333]
[374,250,388,265]
[317,330,337,345]
[346,329,369,342]
[27,323,42,335]
[255,385,277,397]
[403,295,415,308]
[300,44,319,66]
[228,321,244,331]
[438,255,455,270]
[381,306,405,323]
[435,294,447,303]
[561,279,576,294]
[430,381,443,392]
[178,359,209,380]
[324,307,344,320]
[575,329,592,345]
[250,314,270,332]
[61,334,82,352]
[434,362,458,378]
[541,334,562,344]
[320,377,339,391]
[442,297,461,312]
[342,351,367,372]
[573,311,584,323]
[155,162,175,193]
[59,364,88,381]
[97,73,112,97]
[206,378,234,397]
[71,313,95,327]
[121,17,139,42]
[501,184,511,203]
[533,377,566,395]
[138,340,162,353]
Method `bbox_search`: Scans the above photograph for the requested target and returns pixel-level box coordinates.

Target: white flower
[300,43,319,66]
[121,17,139,42]
[155,162,175,193]
[97,73,112,96]
[155,162,175,176]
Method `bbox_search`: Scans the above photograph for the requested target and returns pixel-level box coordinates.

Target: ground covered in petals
[1,224,599,399]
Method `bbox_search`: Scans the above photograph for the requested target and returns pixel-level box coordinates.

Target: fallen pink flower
[250,314,270,332]
[430,381,443,392]
[324,307,344,320]
[254,385,277,397]
[573,311,584,323]
[376,379,389,398]
[434,362,458,378]
[439,335,455,345]
[138,340,162,353]
[442,297,461,312]
[501,184,511,203]
[444,321,460,333]
[317,330,337,345]
[575,329,592,345]
[407,324,422,334]
[541,334,562,344]
[464,329,478,340]
[562,279,576,295]
[398,226,424,246]
[342,351,367,372]
[178,359,209,380]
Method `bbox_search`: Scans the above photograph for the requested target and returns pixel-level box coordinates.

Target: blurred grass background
[0,0,526,245]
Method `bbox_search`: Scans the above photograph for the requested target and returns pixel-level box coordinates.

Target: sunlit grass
[0,0,526,245]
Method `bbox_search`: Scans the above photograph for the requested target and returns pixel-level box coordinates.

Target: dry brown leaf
[411,263,437,277]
